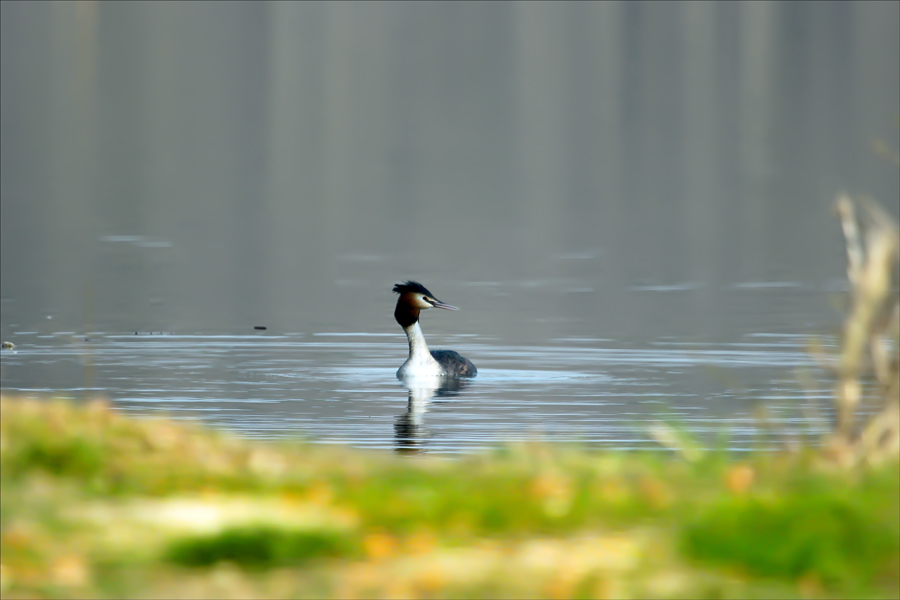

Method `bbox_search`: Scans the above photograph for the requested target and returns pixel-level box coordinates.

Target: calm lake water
[0,281,844,455]
[1,2,897,453]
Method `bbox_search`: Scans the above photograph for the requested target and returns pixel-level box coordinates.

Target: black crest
[392,280,434,297]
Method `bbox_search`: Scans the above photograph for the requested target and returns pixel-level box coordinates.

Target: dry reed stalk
[826,195,900,466]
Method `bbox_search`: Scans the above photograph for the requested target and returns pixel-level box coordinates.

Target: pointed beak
[430,300,459,310]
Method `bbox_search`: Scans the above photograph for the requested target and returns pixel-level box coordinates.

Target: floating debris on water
[1,341,15,350]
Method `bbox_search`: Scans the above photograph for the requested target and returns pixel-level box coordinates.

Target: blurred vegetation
[824,195,899,467]
[1,395,897,599]
[1,196,898,599]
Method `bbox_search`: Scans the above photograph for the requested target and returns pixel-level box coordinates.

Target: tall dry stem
[827,195,900,466]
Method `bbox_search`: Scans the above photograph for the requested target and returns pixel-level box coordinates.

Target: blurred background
[2,7,897,593]
[2,0,898,344]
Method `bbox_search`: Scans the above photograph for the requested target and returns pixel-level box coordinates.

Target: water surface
[2,2,896,453]
[1,310,838,454]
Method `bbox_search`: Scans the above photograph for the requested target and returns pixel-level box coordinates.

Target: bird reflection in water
[394,378,471,454]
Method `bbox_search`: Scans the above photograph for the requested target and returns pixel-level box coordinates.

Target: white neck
[397,321,443,379]
[405,321,430,354]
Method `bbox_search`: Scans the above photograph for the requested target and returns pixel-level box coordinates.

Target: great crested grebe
[393,281,477,380]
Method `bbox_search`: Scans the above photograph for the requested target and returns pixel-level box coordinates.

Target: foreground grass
[1,396,898,599]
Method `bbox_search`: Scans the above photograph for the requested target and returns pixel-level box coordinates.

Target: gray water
[1,2,897,453]
[0,301,839,454]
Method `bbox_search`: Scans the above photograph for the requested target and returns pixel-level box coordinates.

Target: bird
[392,281,477,380]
